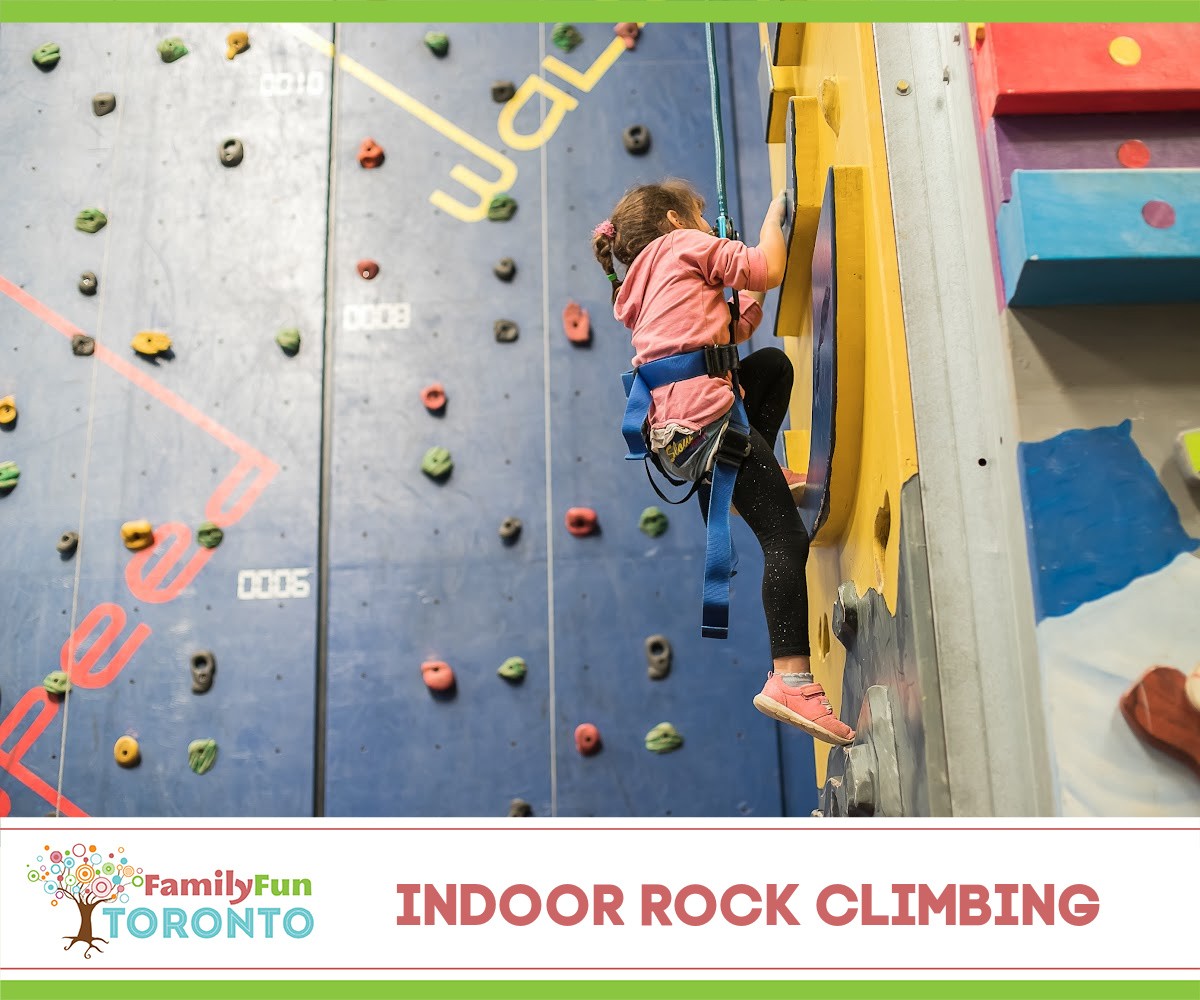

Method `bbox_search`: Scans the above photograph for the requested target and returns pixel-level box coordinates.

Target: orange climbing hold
[562,301,591,345]
[574,723,601,755]
[565,507,598,537]
[614,23,640,49]
[420,383,447,413]
[357,138,385,169]
[421,660,455,692]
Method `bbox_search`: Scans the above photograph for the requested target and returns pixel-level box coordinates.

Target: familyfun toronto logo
[26,840,314,959]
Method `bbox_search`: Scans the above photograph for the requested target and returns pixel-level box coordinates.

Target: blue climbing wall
[1,22,818,817]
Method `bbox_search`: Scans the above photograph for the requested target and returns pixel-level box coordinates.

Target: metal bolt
[896,79,911,95]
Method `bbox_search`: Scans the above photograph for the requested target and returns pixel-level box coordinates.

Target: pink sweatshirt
[614,229,767,432]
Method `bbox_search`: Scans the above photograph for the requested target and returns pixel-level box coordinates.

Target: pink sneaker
[753,671,855,745]
[780,467,806,504]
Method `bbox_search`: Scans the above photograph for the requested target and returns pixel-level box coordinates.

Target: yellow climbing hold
[114,735,140,767]
[1108,36,1142,66]
[121,520,155,551]
[0,395,16,425]
[226,30,250,60]
[131,331,172,356]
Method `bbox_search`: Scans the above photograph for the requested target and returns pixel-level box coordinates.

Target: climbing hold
[491,80,516,103]
[131,331,172,356]
[420,383,447,414]
[1142,200,1176,229]
[157,37,189,63]
[1108,35,1142,67]
[78,272,98,296]
[71,334,95,356]
[276,328,301,355]
[638,506,668,538]
[565,507,598,537]
[120,520,154,551]
[424,31,450,57]
[622,124,651,155]
[225,30,250,60]
[1175,427,1200,484]
[493,257,517,282]
[31,43,61,70]
[196,521,224,549]
[493,319,520,343]
[421,660,455,692]
[57,531,79,557]
[0,396,15,425]
[562,301,591,344]
[92,93,116,117]
[357,138,385,169]
[1117,139,1151,169]
[498,516,522,543]
[75,209,107,234]
[0,461,19,493]
[498,656,527,682]
[644,634,672,680]
[574,723,601,755]
[832,580,861,648]
[114,736,140,767]
[42,671,70,697]
[219,138,244,167]
[487,195,517,221]
[614,23,640,49]
[644,722,683,754]
[188,738,218,775]
[421,446,453,480]
[552,24,584,52]
[356,259,379,280]
[190,651,216,694]
[508,798,532,817]
[1120,666,1200,779]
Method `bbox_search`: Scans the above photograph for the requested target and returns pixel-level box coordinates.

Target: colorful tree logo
[26,842,143,958]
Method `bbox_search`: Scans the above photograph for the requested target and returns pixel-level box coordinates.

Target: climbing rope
[704,24,733,240]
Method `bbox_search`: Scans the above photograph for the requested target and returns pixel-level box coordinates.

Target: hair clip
[606,272,619,283]
[592,219,616,239]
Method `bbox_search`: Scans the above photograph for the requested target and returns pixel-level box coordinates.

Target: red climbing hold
[565,507,598,536]
[614,23,640,49]
[421,660,455,692]
[1116,139,1151,169]
[574,723,602,755]
[357,138,385,169]
[562,301,591,345]
[357,259,380,280]
[420,382,447,413]
[1120,666,1200,779]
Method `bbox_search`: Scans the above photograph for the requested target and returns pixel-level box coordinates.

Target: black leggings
[697,347,811,659]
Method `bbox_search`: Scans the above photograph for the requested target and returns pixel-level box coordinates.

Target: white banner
[1,819,1197,981]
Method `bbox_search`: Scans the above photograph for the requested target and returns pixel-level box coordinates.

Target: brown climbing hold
[71,334,95,356]
[498,516,522,543]
[114,735,140,767]
[131,331,172,356]
[645,634,672,680]
[357,138,385,169]
[574,723,601,755]
[508,798,533,817]
[562,301,591,345]
[1120,666,1200,779]
[92,93,116,117]
[491,81,516,103]
[78,272,98,296]
[121,520,154,551]
[226,30,250,60]
[420,383,447,413]
[565,507,598,537]
[614,23,640,49]
[494,319,520,343]
[0,396,16,425]
[421,660,455,693]
[493,257,517,281]
[356,259,379,280]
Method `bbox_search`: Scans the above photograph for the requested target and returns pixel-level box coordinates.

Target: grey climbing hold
[494,319,519,343]
[487,195,517,221]
[491,80,516,103]
[498,516,522,543]
[78,272,98,296]
[623,124,652,155]
[196,521,223,549]
[57,531,79,557]
[188,738,218,774]
[31,43,61,70]
[831,580,861,648]
[644,634,672,680]
[639,506,668,537]
[424,31,449,57]
[92,93,116,117]
[190,651,216,694]
[508,798,532,817]
[644,722,683,754]
[75,209,107,234]
[498,657,527,682]
[219,138,244,167]
[71,334,95,356]
[493,257,517,281]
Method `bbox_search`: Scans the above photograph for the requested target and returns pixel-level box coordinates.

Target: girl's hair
[592,179,704,303]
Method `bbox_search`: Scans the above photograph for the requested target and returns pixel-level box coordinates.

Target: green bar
[3,2,1200,22]
[3,983,1200,1000]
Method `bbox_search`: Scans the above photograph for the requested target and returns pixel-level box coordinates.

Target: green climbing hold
[644,722,683,754]
[422,446,453,480]
[488,195,518,222]
[75,209,107,234]
[43,670,70,696]
[188,738,218,775]
[639,506,669,538]
[0,461,19,492]
[552,24,584,52]
[157,37,189,62]
[498,656,527,682]
[276,328,301,355]
[196,521,224,549]
[31,43,61,70]
[424,31,450,57]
